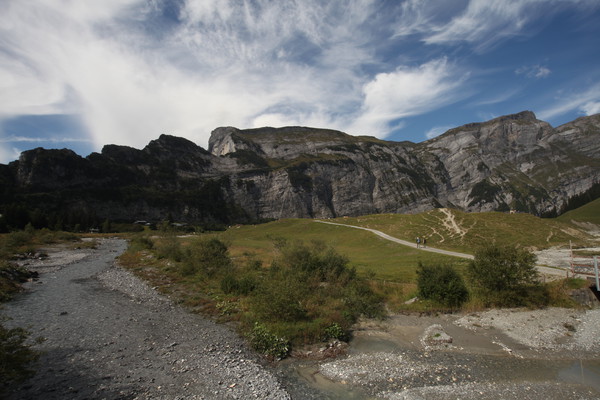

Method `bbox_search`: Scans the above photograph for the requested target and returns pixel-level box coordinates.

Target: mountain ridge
[1,111,599,229]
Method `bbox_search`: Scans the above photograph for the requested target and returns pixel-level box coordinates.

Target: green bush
[220,273,257,296]
[250,240,383,346]
[248,322,290,360]
[182,238,232,277]
[129,235,154,252]
[156,235,184,262]
[275,240,349,281]
[416,262,469,308]
[468,245,545,307]
[251,276,308,322]
[324,323,349,342]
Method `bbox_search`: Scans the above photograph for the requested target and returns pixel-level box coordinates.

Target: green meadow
[209,218,468,283]
[203,207,594,284]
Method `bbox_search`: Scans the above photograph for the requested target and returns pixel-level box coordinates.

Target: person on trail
[416,237,421,248]
[422,237,426,248]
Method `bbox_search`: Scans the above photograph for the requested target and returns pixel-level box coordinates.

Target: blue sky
[1,0,600,164]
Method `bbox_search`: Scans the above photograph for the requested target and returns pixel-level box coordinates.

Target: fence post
[595,256,599,292]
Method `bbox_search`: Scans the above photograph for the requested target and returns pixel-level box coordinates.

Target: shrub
[417,262,469,308]
[156,235,184,262]
[468,245,545,307]
[251,276,308,322]
[324,323,349,342]
[275,240,349,282]
[129,235,154,252]
[248,322,290,360]
[182,238,232,277]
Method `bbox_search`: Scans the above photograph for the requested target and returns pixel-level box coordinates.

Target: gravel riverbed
[1,238,290,399]
[2,238,600,400]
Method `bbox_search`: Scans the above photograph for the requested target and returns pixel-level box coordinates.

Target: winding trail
[315,220,474,260]
[1,238,290,399]
[314,220,569,277]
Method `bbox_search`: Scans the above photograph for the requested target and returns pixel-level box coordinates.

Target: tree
[416,262,469,308]
[467,245,543,306]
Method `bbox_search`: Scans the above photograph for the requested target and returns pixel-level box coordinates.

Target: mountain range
[1,111,599,229]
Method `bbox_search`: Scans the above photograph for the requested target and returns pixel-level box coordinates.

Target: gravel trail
[1,238,290,399]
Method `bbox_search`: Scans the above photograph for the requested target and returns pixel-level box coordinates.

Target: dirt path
[315,220,577,277]
[1,238,290,399]
[315,220,474,259]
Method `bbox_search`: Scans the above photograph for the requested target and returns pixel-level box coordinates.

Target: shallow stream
[280,333,600,399]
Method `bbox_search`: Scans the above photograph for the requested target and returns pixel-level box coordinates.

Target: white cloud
[397,0,600,52]
[8,0,592,158]
[470,88,521,106]
[425,125,453,140]
[538,82,600,120]
[0,135,91,143]
[0,145,21,164]
[515,64,551,78]
[347,58,468,136]
[581,101,600,116]
[0,0,385,152]
[424,0,533,50]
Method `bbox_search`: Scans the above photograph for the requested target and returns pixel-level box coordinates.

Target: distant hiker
[422,237,426,248]
[416,237,421,248]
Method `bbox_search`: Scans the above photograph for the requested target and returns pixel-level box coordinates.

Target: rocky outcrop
[1,112,599,226]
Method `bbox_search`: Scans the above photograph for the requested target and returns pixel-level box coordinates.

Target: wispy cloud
[398,0,599,52]
[538,82,600,120]
[0,0,598,162]
[348,58,469,136]
[581,101,600,116]
[515,64,551,78]
[0,0,385,150]
[0,146,20,164]
[425,125,453,140]
[0,135,92,143]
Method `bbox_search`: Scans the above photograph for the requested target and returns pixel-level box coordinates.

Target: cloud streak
[515,64,551,78]
[538,82,600,120]
[0,0,598,164]
[349,58,468,136]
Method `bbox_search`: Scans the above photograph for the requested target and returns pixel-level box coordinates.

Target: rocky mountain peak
[1,112,598,226]
[208,127,245,156]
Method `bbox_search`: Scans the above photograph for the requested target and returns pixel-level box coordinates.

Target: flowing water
[280,334,600,399]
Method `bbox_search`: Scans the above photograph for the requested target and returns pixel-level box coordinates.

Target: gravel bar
[1,238,290,399]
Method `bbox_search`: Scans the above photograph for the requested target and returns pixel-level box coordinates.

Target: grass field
[190,207,595,285]
[328,208,593,253]
[558,198,600,225]
[204,218,469,283]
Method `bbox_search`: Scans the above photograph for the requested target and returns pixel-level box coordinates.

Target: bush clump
[181,238,232,277]
[467,245,547,307]
[249,240,383,345]
[416,262,469,308]
[248,322,290,360]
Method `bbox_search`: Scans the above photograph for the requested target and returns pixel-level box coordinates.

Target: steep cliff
[1,112,599,227]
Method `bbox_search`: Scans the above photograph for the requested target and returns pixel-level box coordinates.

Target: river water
[280,333,600,399]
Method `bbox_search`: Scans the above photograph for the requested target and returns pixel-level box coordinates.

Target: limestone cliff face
[421,111,600,214]
[2,112,599,224]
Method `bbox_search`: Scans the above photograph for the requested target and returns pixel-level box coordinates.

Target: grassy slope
[331,209,592,253]
[557,197,600,225]
[209,219,466,283]
[201,209,593,285]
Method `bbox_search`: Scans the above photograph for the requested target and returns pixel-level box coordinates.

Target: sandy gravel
[317,305,600,399]
[2,238,290,399]
[455,307,600,355]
